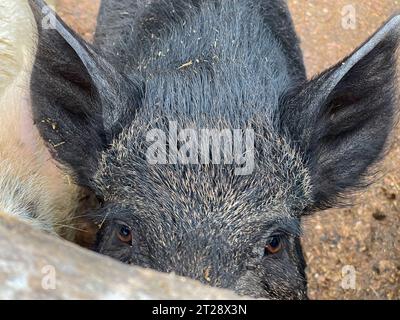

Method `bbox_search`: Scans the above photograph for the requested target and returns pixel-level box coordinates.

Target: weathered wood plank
[0,214,244,300]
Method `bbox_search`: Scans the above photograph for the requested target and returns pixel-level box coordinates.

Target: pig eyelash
[260,224,298,240]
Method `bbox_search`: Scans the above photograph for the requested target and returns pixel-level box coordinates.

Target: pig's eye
[117,224,132,244]
[264,235,282,255]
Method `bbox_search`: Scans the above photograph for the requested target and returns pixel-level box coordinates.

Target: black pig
[28,0,399,299]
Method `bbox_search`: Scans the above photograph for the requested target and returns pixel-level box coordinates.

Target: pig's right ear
[280,16,400,211]
[28,0,141,186]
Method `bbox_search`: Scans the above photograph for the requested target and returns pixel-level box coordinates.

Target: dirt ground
[55,0,400,299]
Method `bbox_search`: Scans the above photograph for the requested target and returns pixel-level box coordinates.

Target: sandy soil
[55,0,400,299]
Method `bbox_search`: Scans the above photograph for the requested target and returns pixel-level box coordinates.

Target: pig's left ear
[280,16,400,211]
[28,0,142,186]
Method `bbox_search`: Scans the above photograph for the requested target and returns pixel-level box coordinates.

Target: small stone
[378,260,394,273]
[381,188,396,200]
[372,210,387,221]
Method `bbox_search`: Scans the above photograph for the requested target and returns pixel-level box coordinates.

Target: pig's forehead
[94,123,312,218]
[95,164,311,223]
